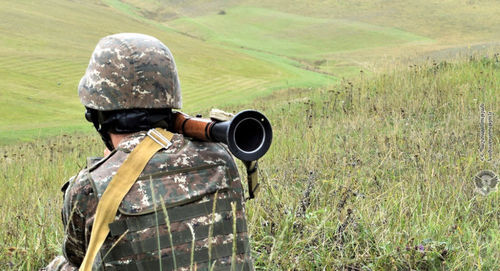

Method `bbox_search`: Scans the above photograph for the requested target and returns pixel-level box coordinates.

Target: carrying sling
[244,160,259,199]
[79,128,174,271]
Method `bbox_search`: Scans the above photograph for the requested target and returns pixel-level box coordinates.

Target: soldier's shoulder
[67,162,100,194]
[88,132,238,192]
[61,169,86,193]
[59,168,97,218]
[162,133,236,169]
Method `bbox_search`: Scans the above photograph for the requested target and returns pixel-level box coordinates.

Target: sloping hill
[0,0,328,144]
[120,0,500,73]
[166,6,430,75]
[2,0,500,144]
[124,0,500,43]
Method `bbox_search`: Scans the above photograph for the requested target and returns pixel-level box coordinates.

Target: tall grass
[245,56,499,270]
[0,134,102,269]
[1,56,498,270]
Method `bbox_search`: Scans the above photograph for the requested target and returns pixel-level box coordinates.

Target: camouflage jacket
[44,132,253,271]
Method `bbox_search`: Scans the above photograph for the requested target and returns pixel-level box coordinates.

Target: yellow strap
[79,128,174,271]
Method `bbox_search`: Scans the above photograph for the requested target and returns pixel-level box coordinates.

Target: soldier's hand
[104,148,111,156]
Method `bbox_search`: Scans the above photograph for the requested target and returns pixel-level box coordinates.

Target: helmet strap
[84,108,172,152]
[85,108,115,151]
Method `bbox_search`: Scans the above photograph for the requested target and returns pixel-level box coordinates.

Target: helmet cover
[78,33,182,110]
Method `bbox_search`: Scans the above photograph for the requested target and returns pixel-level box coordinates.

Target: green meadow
[1,55,498,270]
[7,0,500,144]
[0,0,329,144]
[169,7,430,57]
[1,0,499,270]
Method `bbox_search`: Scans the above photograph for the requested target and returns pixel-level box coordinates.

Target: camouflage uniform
[43,33,253,270]
[43,132,252,270]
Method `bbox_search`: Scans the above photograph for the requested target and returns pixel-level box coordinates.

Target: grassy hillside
[168,7,430,57]
[122,0,500,74]
[1,1,499,270]
[3,0,500,144]
[1,56,498,270]
[129,0,500,44]
[166,6,430,76]
[0,0,329,144]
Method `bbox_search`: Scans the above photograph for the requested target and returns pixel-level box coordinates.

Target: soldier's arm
[60,171,96,267]
[41,173,90,271]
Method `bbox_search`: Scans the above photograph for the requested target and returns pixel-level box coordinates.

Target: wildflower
[417,244,425,252]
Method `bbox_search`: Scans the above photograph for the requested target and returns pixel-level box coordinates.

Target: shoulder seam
[88,150,117,172]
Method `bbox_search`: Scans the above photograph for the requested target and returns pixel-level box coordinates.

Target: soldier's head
[78,33,181,150]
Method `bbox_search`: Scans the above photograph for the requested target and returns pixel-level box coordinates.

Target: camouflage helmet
[78,33,182,110]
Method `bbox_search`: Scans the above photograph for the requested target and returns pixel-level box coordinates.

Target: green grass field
[0,0,329,144]
[1,0,499,270]
[4,0,500,144]
[169,7,430,57]
[1,56,498,270]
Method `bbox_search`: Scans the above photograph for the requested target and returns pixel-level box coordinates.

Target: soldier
[43,33,253,271]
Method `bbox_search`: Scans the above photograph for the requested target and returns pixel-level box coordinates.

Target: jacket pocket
[118,163,230,215]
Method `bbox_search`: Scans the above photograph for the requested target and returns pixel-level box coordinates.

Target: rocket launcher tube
[172,110,272,161]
